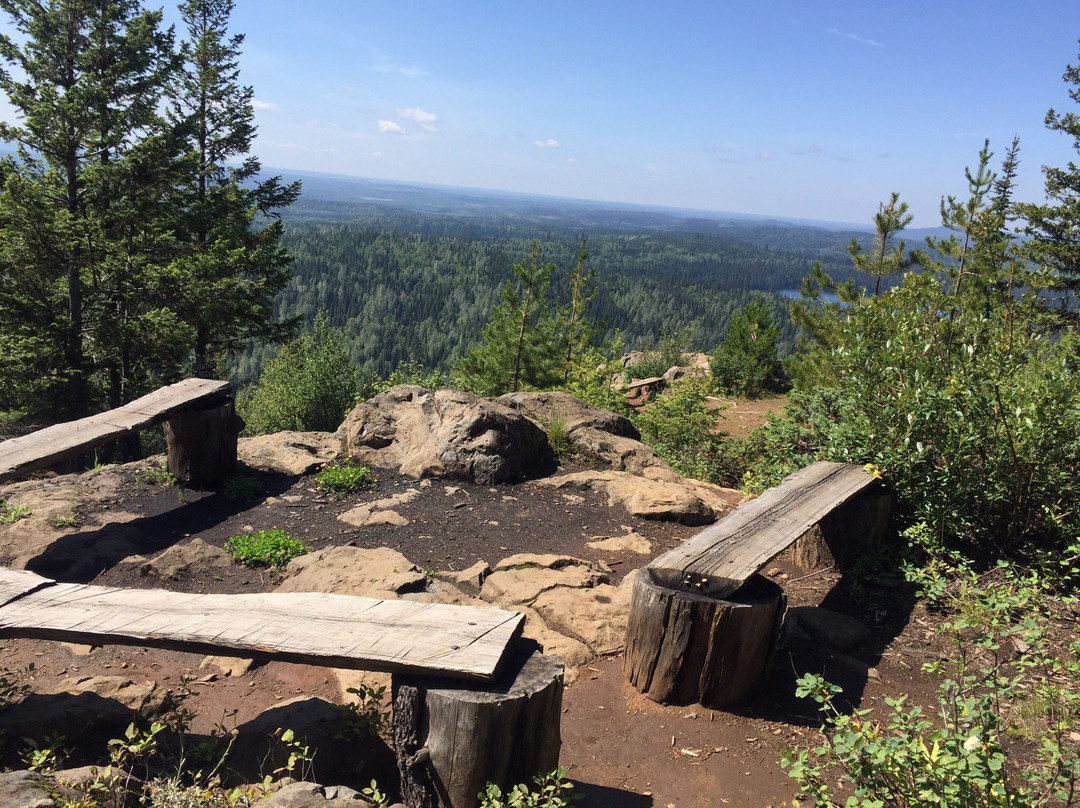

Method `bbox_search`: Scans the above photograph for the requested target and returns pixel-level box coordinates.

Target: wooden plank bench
[0,378,237,485]
[623,461,892,709]
[0,567,561,808]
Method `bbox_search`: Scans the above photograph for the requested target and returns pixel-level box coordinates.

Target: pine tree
[0,0,182,417]
[453,241,562,396]
[1015,44,1080,318]
[710,299,781,398]
[169,0,300,378]
[848,192,920,297]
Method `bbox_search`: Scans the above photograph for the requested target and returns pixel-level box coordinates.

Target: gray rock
[341,386,552,484]
[537,470,716,525]
[0,770,55,808]
[264,781,373,806]
[279,546,427,597]
[141,538,233,580]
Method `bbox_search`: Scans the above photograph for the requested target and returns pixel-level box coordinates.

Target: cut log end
[164,400,239,485]
[623,568,786,709]
[393,642,564,808]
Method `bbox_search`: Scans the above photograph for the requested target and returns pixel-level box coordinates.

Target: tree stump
[623,569,786,708]
[392,643,563,808]
[791,488,894,571]
[164,400,239,485]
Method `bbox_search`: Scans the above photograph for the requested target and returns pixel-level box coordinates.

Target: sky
[19,2,1080,227]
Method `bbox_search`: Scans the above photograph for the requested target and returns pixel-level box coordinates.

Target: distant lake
[777,289,841,304]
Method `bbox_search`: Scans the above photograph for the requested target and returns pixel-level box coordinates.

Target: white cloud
[398,106,440,132]
[378,119,405,134]
[758,152,772,161]
[375,62,428,79]
[251,98,282,112]
[825,28,884,48]
[534,139,561,148]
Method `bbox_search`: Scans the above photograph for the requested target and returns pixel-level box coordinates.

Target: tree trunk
[790,489,894,572]
[623,569,786,709]
[164,400,239,485]
[393,643,563,808]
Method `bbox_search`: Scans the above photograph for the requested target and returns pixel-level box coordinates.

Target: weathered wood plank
[0,573,524,681]
[0,568,52,607]
[648,462,881,599]
[0,379,232,481]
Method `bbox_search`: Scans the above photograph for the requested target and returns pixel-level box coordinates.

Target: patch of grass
[315,460,377,497]
[545,411,575,459]
[222,474,261,501]
[0,501,30,524]
[137,463,180,487]
[48,514,80,529]
[225,529,308,570]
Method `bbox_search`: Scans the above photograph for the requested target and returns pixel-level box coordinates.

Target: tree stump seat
[623,461,893,708]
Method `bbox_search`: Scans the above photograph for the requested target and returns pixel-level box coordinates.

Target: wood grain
[0,569,524,681]
[0,378,232,481]
[648,462,881,598]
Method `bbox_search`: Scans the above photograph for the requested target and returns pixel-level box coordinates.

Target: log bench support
[164,399,240,485]
[624,462,893,709]
[392,643,563,808]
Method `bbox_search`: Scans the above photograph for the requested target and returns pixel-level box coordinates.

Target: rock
[435,560,491,589]
[340,386,552,484]
[481,555,609,608]
[0,770,54,808]
[52,766,141,808]
[337,489,422,527]
[587,529,653,555]
[200,655,255,677]
[495,391,640,439]
[47,675,167,715]
[238,432,341,475]
[781,607,873,650]
[532,577,635,656]
[279,546,427,597]
[141,538,233,579]
[263,781,373,806]
[537,470,716,525]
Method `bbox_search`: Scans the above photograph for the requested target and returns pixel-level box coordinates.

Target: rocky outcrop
[341,386,552,484]
[238,431,341,476]
[279,546,428,597]
[537,470,725,525]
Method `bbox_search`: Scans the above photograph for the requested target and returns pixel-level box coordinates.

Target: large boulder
[238,431,342,476]
[495,390,678,478]
[340,386,552,484]
[537,470,722,525]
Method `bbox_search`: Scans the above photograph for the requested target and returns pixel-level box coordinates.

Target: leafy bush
[240,311,360,435]
[334,683,390,741]
[710,299,783,398]
[479,766,581,808]
[625,324,695,380]
[222,474,262,501]
[784,566,1080,807]
[358,359,448,401]
[631,376,741,484]
[225,529,307,570]
[0,500,30,523]
[315,461,377,497]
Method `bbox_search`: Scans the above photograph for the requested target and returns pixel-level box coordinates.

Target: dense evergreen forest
[230,193,870,383]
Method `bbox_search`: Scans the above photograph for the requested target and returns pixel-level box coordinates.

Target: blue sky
[94,3,1080,225]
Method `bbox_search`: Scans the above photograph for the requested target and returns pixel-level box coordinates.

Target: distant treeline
[230,204,865,385]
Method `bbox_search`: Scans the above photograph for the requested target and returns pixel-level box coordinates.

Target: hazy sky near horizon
[47,3,1080,225]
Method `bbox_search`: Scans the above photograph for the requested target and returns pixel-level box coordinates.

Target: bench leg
[164,401,239,486]
[623,569,786,709]
[392,644,564,808]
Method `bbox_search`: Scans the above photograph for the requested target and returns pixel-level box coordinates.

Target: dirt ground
[0,433,943,807]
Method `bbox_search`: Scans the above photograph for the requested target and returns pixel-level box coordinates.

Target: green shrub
[784,566,1080,807]
[240,311,360,435]
[315,461,377,497]
[479,766,581,808]
[225,530,307,570]
[710,299,783,398]
[137,463,180,487]
[0,501,30,524]
[222,475,261,502]
[358,359,448,401]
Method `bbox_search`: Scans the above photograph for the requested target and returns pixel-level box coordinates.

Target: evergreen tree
[1015,43,1080,318]
[848,192,921,297]
[169,0,300,378]
[710,299,781,398]
[453,241,562,395]
[0,0,182,417]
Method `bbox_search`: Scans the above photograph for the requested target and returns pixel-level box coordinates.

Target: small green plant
[137,463,180,487]
[0,500,30,523]
[225,529,308,570]
[315,460,377,497]
[48,513,80,529]
[361,779,392,808]
[334,684,390,741]
[479,766,581,808]
[262,727,314,787]
[545,411,574,459]
[222,474,261,501]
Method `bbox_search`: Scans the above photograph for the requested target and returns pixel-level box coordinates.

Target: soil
[0,453,944,808]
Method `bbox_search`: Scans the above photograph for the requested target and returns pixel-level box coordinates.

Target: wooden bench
[623,461,893,709]
[0,568,562,808]
[0,378,238,485]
